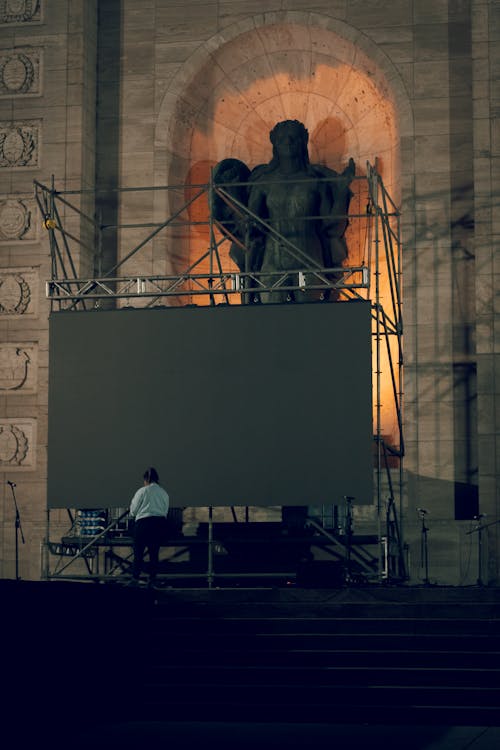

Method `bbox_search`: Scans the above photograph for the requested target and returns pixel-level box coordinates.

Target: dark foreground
[4,579,500,749]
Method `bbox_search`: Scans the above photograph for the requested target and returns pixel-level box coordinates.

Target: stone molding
[0,418,36,469]
[0,0,42,26]
[0,119,41,168]
[0,267,38,317]
[0,195,38,242]
[0,343,37,394]
[0,46,42,97]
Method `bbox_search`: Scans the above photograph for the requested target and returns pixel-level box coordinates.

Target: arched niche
[154,13,413,443]
[155,12,411,272]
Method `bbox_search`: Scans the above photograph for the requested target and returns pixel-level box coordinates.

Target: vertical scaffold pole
[371,165,383,581]
[42,507,50,580]
[396,208,405,570]
[208,170,215,305]
[207,505,214,588]
[208,170,230,305]
[48,175,58,311]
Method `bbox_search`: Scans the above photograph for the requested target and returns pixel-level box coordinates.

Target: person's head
[269,120,309,167]
[143,467,159,485]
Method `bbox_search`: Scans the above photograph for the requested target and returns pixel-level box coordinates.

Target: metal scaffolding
[36,162,406,585]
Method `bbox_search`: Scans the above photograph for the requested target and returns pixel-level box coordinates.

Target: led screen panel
[48,301,373,508]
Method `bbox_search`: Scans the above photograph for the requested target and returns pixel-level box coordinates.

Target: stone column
[472,0,500,584]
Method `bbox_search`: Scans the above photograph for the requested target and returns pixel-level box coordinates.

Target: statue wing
[212,159,252,271]
[312,159,356,267]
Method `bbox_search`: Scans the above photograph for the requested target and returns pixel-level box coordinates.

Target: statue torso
[253,171,324,271]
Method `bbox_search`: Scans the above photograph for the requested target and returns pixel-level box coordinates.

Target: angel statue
[212,119,355,304]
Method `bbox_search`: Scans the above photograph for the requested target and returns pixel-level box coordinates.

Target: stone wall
[0,1,497,586]
[0,0,97,579]
[472,0,500,583]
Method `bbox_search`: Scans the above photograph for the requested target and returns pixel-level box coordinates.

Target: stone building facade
[0,0,498,586]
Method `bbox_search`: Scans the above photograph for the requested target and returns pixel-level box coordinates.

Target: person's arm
[163,488,170,518]
[129,487,144,518]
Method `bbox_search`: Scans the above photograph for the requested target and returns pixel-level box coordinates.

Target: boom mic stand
[7,480,25,580]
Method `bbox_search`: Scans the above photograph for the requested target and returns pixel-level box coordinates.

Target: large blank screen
[48,301,373,509]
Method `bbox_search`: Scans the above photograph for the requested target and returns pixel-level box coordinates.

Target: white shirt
[129,482,169,522]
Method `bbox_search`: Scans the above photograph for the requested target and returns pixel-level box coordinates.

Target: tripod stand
[466,516,500,586]
[418,508,430,585]
[7,481,25,580]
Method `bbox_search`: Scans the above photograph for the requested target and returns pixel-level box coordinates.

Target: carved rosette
[0,419,36,469]
[0,268,37,316]
[0,0,41,25]
[0,196,37,242]
[0,120,40,168]
[0,47,41,96]
[0,343,36,393]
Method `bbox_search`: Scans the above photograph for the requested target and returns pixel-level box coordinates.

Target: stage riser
[3,581,500,731]
[138,704,500,727]
[149,650,500,670]
[151,615,500,633]
[138,593,500,727]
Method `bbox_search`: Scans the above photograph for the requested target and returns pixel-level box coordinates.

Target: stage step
[137,587,500,726]
[4,580,500,735]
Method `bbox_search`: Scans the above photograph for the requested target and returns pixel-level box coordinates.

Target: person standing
[128,467,169,587]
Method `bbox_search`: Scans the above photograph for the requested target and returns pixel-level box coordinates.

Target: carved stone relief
[0,47,42,96]
[0,268,38,316]
[0,343,37,393]
[0,1,41,25]
[0,119,40,168]
[0,196,38,242]
[0,418,36,469]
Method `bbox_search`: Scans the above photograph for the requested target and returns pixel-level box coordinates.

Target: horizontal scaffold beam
[46,266,369,304]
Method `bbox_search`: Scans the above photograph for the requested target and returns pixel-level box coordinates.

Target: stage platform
[44,516,390,586]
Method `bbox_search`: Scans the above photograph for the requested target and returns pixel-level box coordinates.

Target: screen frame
[47,301,374,509]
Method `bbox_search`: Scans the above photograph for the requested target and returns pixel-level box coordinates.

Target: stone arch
[152,11,413,445]
[155,11,413,278]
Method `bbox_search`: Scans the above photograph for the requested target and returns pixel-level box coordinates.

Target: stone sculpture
[212,119,355,303]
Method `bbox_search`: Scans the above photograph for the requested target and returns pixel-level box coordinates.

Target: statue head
[269,120,309,168]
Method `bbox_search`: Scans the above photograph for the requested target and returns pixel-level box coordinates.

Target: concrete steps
[3,580,499,735]
[138,586,500,726]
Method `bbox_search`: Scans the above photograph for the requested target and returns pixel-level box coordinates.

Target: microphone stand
[344,496,354,584]
[419,509,430,585]
[7,481,25,580]
[466,517,500,587]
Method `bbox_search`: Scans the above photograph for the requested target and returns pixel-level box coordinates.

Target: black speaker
[296,560,345,588]
[282,505,308,531]
[454,481,479,520]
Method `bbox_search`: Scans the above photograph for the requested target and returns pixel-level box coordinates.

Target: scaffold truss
[36,162,406,585]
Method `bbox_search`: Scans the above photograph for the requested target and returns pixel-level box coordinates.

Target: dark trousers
[132,516,167,580]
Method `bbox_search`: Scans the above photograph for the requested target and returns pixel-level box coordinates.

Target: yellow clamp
[43,216,57,230]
